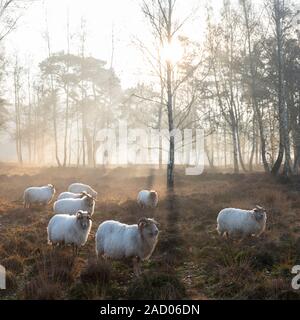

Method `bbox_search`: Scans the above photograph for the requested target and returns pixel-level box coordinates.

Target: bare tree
[270,0,292,176]
[13,55,23,164]
[0,0,32,43]
[142,0,199,188]
[44,11,62,167]
[240,0,270,173]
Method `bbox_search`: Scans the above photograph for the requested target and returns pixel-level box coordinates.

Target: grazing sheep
[57,191,88,201]
[23,184,56,208]
[53,194,96,216]
[137,190,158,209]
[217,205,267,238]
[47,210,92,255]
[68,183,97,199]
[95,218,159,276]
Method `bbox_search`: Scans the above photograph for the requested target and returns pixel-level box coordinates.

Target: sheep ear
[138,221,146,229]
[76,211,83,219]
[138,218,147,229]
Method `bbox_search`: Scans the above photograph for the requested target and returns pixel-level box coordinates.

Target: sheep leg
[133,257,141,277]
[96,250,105,260]
[51,243,59,252]
[238,236,245,243]
[72,245,78,256]
[240,234,250,242]
[223,231,229,239]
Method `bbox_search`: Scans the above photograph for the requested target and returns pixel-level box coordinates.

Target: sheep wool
[217,207,267,238]
[57,191,86,201]
[96,218,159,275]
[137,190,158,209]
[53,195,95,216]
[96,219,159,260]
[24,184,56,208]
[68,183,98,199]
[47,211,92,247]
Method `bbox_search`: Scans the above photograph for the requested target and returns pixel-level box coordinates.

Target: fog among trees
[0,0,299,186]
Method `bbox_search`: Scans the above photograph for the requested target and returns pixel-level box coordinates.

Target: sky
[0,0,227,161]
[5,0,223,89]
[0,0,276,161]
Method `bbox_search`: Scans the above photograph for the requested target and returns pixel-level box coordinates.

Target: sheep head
[253,205,267,222]
[92,190,98,198]
[76,210,92,230]
[150,190,158,200]
[84,194,96,207]
[138,217,159,238]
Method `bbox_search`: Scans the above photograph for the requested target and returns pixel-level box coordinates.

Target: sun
[160,40,184,65]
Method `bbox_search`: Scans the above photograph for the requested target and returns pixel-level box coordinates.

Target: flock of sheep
[22,182,267,276]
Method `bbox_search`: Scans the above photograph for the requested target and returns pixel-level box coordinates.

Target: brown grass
[0,164,299,300]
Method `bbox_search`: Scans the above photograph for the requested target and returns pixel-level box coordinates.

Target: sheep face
[150,191,158,201]
[253,205,267,222]
[84,195,95,208]
[76,211,92,230]
[138,218,159,238]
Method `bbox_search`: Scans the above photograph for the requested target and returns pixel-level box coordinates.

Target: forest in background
[0,0,298,188]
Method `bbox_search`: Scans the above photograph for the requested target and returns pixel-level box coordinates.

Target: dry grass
[0,164,299,300]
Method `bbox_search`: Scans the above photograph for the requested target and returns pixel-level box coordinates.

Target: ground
[0,164,300,300]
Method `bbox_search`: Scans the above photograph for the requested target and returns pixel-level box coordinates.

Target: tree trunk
[249,116,256,171]
[83,125,94,167]
[272,0,292,176]
[224,126,227,168]
[241,0,270,173]
[231,124,239,174]
[14,63,23,165]
[63,85,69,167]
[166,0,175,190]
[167,60,174,189]
[236,124,247,172]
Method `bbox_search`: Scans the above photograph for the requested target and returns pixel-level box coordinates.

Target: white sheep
[57,191,88,201]
[68,183,97,199]
[95,218,159,276]
[53,194,96,216]
[137,190,158,209]
[23,184,56,208]
[47,210,92,255]
[217,205,267,238]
